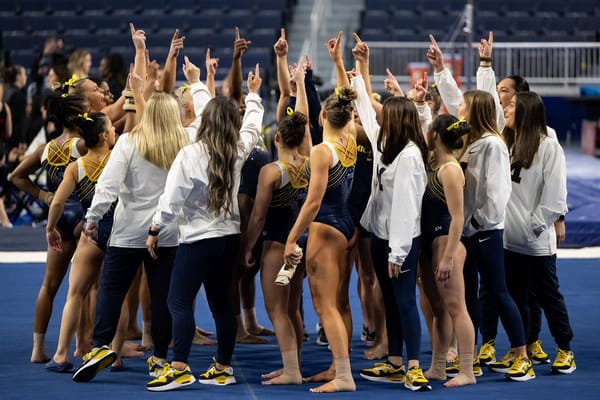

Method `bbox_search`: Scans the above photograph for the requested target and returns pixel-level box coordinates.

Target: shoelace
[555,349,570,363]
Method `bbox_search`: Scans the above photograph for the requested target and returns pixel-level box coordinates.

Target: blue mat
[0,258,598,400]
[564,149,600,247]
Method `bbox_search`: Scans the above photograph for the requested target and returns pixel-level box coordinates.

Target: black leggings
[93,246,177,359]
[463,230,525,348]
[169,234,240,365]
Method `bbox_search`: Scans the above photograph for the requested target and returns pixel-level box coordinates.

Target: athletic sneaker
[446,356,483,377]
[551,348,576,374]
[316,322,328,346]
[489,350,515,373]
[527,340,550,364]
[505,355,535,382]
[360,325,376,345]
[359,361,405,383]
[404,366,432,391]
[148,355,168,377]
[478,340,496,365]
[197,357,236,385]
[146,364,196,391]
[72,345,117,382]
[445,356,459,377]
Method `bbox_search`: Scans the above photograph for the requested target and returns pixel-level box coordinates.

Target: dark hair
[278,112,307,148]
[461,90,501,152]
[49,63,70,89]
[322,86,357,129]
[429,114,471,150]
[45,91,89,130]
[378,96,428,165]
[2,65,25,84]
[75,112,108,148]
[105,53,126,85]
[425,84,442,115]
[504,92,547,169]
[505,75,530,93]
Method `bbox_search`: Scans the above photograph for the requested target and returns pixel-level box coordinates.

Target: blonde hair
[131,92,189,170]
[68,49,91,78]
[197,96,242,216]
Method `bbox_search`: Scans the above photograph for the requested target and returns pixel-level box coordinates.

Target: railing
[300,0,331,73]
[365,42,600,92]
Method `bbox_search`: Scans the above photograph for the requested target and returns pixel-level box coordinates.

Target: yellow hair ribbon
[334,87,340,97]
[180,83,191,93]
[286,106,294,116]
[79,112,94,122]
[447,117,466,132]
[64,74,78,87]
[61,93,69,98]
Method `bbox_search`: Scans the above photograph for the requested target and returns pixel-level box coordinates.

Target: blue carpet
[0,257,598,399]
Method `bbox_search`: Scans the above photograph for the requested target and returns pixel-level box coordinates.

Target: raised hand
[479,31,493,58]
[273,28,288,57]
[305,54,313,71]
[233,27,252,59]
[247,63,262,93]
[130,22,146,51]
[168,29,185,58]
[427,34,444,73]
[290,58,306,84]
[182,55,201,84]
[205,48,219,76]
[351,32,369,63]
[413,71,428,102]
[383,67,404,97]
[326,31,343,62]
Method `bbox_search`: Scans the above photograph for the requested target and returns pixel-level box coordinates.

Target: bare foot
[121,341,145,358]
[196,326,214,336]
[261,369,283,379]
[31,351,50,364]
[446,349,458,364]
[303,367,335,383]
[309,379,356,393]
[363,343,388,360]
[193,332,217,346]
[424,368,446,381]
[444,373,476,387]
[247,326,275,336]
[262,372,302,385]
[236,334,267,344]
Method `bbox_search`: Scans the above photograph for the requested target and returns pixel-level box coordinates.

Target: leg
[32,237,78,362]
[305,223,355,393]
[125,265,143,340]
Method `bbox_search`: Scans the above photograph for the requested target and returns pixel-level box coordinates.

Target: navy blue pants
[169,234,240,365]
[463,229,526,348]
[504,250,573,350]
[371,235,422,360]
[93,246,177,359]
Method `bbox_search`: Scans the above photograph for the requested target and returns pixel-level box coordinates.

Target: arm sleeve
[388,154,424,265]
[433,67,463,117]
[152,148,193,230]
[239,92,265,159]
[416,102,432,137]
[476,66,504,131]
[351,75,380,150]
[472,140,512,228]
[85,136,130,223]
[530,140,568,236]
[190,81,212,120]
[305,69,322,129]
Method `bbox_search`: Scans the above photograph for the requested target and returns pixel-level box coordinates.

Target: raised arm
[274,28,291,123]
[223,27,251,103]
[427,34,462,117]
[160,30,185,93]
[239,64,265,158]
[290,60,312,156]
[352,32,383,118]
[327,31,350,89]
[205,48,219,98]
[476,31,504,131]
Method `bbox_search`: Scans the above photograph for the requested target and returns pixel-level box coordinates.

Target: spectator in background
[68,49,92,80]
[2,65,28,147]
[99,53,126,101]
[0,80,13,228]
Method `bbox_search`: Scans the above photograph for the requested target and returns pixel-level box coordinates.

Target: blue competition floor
[0,255,599,400]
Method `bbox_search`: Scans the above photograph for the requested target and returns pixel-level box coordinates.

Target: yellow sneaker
[478,340,496,365]
[527,340,550,365]
[198,357,236,385]
[404,366,432,391]
[551,348,576,374]
[505,355,535,382]
[489,350,515,373]
[146,364,196,391]
[360,361,405,383]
